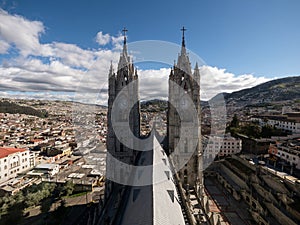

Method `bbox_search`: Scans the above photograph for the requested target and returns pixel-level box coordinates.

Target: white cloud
[0,8,47,56]
[112,34,124,50]
[0,9,273,105]
[0,39,10,53]
[48,42,98,69]
[135,66,271,102]
[139,68,169,101]
[96,31,110,45]
[199,66,271,100]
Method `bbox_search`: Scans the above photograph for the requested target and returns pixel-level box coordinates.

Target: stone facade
[103,28,203,224]
[106,32,140,195]
[167,30,203,197]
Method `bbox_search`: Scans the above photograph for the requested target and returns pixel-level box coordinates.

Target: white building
[252,116,300,134]
[271,120,300,134]
[0,147,35,184]
[205,135,242,159]
[269,141,300,169]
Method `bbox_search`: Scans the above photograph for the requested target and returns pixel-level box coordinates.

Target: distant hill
[141,99,208,109]
[141,99,167,107]
[0,100,48,118]
[210,76,300,108]
[141,99,167,112]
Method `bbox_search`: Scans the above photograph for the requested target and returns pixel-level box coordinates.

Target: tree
[241,123,261,138]
[230,114,239,128]
[226,114,240,136]
[63,181,74,197]
[41,198,52,214]
[5,202,23,224]
[25,192,40,207]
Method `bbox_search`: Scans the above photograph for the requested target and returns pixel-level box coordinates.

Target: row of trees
[0,181,75,224]
[227,114,286,138]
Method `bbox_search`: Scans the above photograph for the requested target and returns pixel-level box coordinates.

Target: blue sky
[0,0,300,102]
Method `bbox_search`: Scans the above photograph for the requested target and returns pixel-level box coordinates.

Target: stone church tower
[102,28,203,224]
[168,27,203,196]
[106,29,140,192]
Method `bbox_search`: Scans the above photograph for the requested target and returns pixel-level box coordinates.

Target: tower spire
[122,27,128,45]
[193,62,200,80]
[118,27,130,70]
[181,26,187,47]
[109,60,113,76]
[177,26,191,74]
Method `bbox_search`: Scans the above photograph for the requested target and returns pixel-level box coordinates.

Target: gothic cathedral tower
[168,27,203,196]
[106,29,140,192]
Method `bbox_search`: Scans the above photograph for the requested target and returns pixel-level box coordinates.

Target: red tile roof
[0,147,26,159]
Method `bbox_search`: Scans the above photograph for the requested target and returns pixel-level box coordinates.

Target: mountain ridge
[209,76,300,107]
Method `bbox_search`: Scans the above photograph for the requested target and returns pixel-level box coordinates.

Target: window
[184,138,188,153]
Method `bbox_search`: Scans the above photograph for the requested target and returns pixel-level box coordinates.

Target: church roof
[153,136,186,225]
[118,135,186,225]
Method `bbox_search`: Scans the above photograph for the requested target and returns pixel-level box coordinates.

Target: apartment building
[269,139,300,169]
[205,135,242,159]
[253,115,300,134]
[0,147,35,184]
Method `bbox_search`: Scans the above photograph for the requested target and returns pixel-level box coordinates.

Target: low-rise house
[29,163,59,177]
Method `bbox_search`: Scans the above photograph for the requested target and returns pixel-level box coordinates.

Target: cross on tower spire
[122,27,128,45]
[181,26,187,47]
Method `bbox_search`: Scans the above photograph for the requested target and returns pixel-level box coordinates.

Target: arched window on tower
[184,169,188,185]
[184,138,188,153]
[120,142,124,152]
